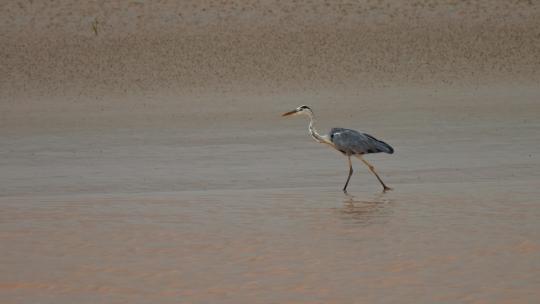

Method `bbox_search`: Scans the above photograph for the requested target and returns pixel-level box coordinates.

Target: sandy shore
[2,0,540,98]
[1,1,540,303]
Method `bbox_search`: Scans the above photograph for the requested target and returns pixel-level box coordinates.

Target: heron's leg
[357,156,392,192]
[343,155,354,193]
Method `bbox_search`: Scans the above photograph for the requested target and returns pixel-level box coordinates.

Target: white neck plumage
[307,113,332,145]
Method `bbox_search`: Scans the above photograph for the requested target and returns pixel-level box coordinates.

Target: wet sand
[1,1,540,303]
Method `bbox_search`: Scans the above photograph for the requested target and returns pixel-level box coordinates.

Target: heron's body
[329,128,394,156]
[283,105,394,193]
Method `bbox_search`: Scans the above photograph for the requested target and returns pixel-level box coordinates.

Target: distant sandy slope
[1,0,539,98]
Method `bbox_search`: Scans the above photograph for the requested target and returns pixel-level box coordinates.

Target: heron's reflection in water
[336,192,394,226]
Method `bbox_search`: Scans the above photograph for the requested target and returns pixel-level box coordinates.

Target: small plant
[92,17,99,36]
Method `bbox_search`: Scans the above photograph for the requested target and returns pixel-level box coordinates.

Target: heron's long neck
[308,115,327,144]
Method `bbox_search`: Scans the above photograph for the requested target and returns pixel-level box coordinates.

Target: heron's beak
[282,110,297,117]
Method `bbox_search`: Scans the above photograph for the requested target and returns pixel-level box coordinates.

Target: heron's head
[282,105,313,118]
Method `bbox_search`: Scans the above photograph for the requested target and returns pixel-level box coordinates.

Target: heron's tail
[376,140,394,154]
[363,133,394,154]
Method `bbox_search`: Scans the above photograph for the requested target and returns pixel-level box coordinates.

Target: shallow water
[1,85,540,303]
[1,180,539,303]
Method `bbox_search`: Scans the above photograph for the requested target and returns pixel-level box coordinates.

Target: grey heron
[282,105,394,193]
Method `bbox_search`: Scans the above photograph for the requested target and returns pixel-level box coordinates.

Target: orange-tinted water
[1,182,539,303]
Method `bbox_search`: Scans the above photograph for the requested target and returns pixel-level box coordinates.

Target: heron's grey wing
[330,128,394,155]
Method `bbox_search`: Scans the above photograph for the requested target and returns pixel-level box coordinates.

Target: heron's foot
[382,186,393,192]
